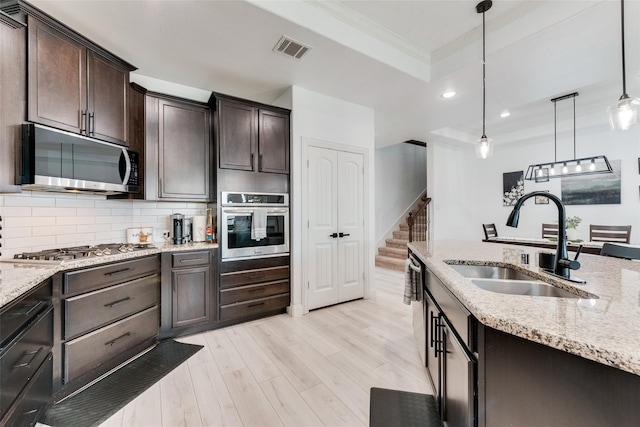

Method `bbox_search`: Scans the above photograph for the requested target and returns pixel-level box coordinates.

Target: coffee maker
[171,213,185,244]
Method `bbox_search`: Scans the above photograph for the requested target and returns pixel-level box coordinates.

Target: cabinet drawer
[172,251,211,268]
[1,280,52,347]
[63,305,158,384]
[63,274,160,339]
[220,294,289,321]
[425,270,473,348]
[220,266,289,289]
[0,306,53,418]
[64,255,159,295]
[3,353,53,427]
[220,280,289,305]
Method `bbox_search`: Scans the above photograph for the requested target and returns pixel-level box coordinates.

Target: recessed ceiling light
[441,91,456,99]
[500,110,511,118]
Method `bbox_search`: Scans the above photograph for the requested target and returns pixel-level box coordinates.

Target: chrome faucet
[506,191,585,283]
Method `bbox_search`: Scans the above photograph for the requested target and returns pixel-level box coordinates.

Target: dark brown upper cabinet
[145,92,212,201]
[26,16,134,146]
[213,93,290,175]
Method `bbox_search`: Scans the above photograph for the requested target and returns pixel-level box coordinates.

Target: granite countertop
[408,240,640,377]
[0,242,218,309]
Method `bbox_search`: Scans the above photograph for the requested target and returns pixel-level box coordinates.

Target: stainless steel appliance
[19,123,140,195]
[220,192,289,260]
[171,213,185,245]
[12,243,151,263]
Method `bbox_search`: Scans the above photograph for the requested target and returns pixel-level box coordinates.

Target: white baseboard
[287,304,304,317]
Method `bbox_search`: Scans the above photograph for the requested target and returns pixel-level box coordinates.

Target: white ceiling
[27,0,640,148]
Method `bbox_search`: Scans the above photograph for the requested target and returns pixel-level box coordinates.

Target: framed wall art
[503,171,524,206]
[561,159,621,205]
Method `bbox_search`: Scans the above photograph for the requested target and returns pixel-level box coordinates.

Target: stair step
[378,246,407,259]
[399,223,409,231]
[385,238,408,249]
[375,255,406,271]
[393,230,409,240]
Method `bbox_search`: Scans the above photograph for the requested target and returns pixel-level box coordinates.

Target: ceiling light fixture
[500,110,510,118]
[441,91,456,99]
[608,0,639,130]
[476,0,493,159]
[525,92,613,181]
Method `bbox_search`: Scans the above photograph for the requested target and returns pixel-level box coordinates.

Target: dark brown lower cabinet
[423,264,640,427]
[160,249,217,338]
[219,256,290,324]
[55,255,160,399]
[0,279,53,427]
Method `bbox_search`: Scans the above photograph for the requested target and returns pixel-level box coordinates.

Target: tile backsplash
[0,192,209,259]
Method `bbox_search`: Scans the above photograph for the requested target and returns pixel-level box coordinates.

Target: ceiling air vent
[273,36,311,60]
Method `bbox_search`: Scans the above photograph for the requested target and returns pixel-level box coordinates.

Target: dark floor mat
[43,339,203,427]
[369,387,443,427]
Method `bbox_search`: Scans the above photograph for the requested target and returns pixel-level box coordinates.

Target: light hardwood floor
[98,268,433,427]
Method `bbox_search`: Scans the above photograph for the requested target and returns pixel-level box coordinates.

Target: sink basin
[448,263,582,298]
[449,264,536,281]
[470,278,580,298]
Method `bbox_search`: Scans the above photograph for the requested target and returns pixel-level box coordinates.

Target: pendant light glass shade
[476,136,493,159]
[608,95,640,130]
[609,0,639,130]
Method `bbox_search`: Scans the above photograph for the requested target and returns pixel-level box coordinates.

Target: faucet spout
[506,191,570,279]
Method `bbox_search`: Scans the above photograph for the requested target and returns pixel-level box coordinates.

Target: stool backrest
[590,225,631,244]
[542,223,559,239]
[482,224,497,240]
[600,243,640,260]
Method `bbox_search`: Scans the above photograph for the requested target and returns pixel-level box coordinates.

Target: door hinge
[307,159,309,168]
[307,281,310,289]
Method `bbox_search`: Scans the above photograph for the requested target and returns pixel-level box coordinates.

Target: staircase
[375,194,429,271]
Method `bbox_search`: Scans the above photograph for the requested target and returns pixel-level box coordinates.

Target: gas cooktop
[12,243,154,262]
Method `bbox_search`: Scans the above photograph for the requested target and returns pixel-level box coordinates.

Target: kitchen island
[409,240,640,427]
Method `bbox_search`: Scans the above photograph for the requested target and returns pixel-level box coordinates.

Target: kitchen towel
[251,208,268,240]
[403,258,420,305]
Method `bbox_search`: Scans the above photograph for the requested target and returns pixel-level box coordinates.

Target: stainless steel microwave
[19,123,140,195]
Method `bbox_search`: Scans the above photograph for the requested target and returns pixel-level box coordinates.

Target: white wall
[375,143,427,241]
[430,124,640,244]
[288,86,375,316]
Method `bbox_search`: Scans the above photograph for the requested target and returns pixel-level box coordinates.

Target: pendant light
[608,0,639,130]
[476,0,493,159]
[525,92,613,181]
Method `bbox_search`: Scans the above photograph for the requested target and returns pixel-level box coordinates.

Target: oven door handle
[223,208,288,214]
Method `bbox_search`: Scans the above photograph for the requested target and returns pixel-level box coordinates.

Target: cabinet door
[218,100,256,171]
[87,50,129,145]
[258,109,289,173]
[172,266,211,328]
[441,318,475,427]
[158,99,210,200]
[27,16,86,134]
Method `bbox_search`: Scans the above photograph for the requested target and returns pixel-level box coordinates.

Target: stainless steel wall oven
[220,192,289,260]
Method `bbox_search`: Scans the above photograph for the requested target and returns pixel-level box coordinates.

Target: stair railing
[407,195,431,243]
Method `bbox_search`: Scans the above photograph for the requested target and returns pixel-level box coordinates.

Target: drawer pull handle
[22,409,39,416]
[104,297,131,308]
[105,332,132,346]
[13,347,43,369]
[179,258,206,263]
[11,301,43,317]
[105,268,131,276]
[248,302,265,308]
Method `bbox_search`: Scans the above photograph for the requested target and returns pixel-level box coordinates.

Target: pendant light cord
[482,9,487,137]
[554,101,557,162]
[620,0,628,97]
[573,96,576,159]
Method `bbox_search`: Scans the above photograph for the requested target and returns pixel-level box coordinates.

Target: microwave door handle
[119,149,131,184]
[267,209,288,213]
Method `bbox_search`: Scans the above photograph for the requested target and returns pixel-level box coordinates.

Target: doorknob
[338,232,350,238]
[329,233,338,238]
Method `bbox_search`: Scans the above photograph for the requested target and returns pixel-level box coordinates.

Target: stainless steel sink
[470,278,580,298]
[449,264,536,281]
[448,264,581,298]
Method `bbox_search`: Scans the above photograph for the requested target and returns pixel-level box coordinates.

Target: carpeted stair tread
[378,246,408,259]
[385,238,409,249]
[375,255,406,271]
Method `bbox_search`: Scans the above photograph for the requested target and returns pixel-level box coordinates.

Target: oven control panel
[222,192,289,206]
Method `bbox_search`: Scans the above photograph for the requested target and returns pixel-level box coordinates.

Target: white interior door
[307,146,364,310]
